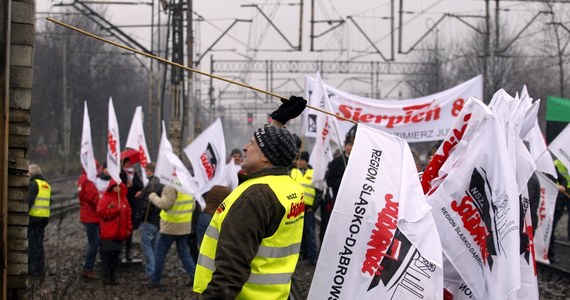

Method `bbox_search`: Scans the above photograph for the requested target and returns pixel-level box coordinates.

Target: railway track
[537,240,570,276]
[48,176,80,217]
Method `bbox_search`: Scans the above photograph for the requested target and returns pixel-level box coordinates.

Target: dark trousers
[301,209,318,263]
[319,201,333,245]
[125,235,133,259]
[549,195,570,259]
[100,249,120,284]
[150,233,196,284]
[28,217,49,276]
[83,223,100,272]
[552,195,570,239]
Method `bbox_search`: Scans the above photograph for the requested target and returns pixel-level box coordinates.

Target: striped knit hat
[254,125,297,167]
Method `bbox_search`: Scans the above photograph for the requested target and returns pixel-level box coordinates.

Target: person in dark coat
[134,162,164,278]
[321,125,357,243]
[120,158,143,261]
[548,160,570,262]
[28,164,51,276]
[195,185,231,249]
[193,95,307,299]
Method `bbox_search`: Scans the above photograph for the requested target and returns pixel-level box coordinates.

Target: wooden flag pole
[46,17,357,125]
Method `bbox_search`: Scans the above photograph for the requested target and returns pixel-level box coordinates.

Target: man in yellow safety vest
[146,185,197,286]
[194,96,307,299]
[28,164,51,276]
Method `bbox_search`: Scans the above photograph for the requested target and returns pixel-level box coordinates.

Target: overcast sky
[35,0,556,99]
[36,0,497,62]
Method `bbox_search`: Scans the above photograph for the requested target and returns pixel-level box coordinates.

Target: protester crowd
[27,89,570,299]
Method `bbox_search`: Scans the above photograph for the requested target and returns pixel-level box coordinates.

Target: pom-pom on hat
[254,126,298,167]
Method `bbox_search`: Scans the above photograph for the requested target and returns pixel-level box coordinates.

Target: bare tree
[32,8,149,174]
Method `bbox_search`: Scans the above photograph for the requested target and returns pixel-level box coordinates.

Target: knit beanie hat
[345,124,358,145]
[299,151,310,162]
[254,126,298,167]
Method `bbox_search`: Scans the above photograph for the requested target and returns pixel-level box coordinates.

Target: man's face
[344,142,354,157]
[242,136,268,174]
[145,168,154,177]
[231,153,243,164]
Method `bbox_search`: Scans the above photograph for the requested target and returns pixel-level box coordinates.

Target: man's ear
[260,154,271,165]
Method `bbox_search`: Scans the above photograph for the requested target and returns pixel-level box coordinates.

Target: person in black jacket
[321,125,357,243]
[548,162,569,262]
[120,157,144,261]
[134,162,163,278]
[28,164,51,276]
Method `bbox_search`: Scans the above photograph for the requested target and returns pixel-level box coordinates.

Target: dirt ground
[27,210,199,300]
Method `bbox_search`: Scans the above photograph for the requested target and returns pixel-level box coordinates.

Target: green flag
[547,96,570,122]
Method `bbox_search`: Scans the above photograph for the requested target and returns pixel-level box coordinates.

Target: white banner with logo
[309,73,336,191]
[425,98,521,300]
[126,106,152,185]
[308,124,443,300]
[183,118,226,197]
[80,101,98,184]
[303,75,483,143]
[155,123,198,198]
[522,87,557,265]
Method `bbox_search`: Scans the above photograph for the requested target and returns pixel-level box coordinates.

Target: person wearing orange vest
[194,96,307,299]
[28,164,51,276]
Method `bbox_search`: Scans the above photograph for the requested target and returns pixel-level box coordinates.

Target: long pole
[46,17,356,124]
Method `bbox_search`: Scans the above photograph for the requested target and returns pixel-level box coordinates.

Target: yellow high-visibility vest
[290,168,316,206]
[29,179,51,218]
[160,192,195,223]
[194,175,304,299]
[555,159,570,189]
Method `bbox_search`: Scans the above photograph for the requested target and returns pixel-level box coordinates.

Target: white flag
[533,172,559,264]
[548,123,570,169]
[309,124,443,300]
[224,160,241,191]
[524,112,558,267]
[426,98,520,300]
[309,73,335,191]
[80,101,97,183]
[525,125,557,177]
[126,106,152,185]
[107,97,121,183]
[155,123,198,198]
[183,118,226,197]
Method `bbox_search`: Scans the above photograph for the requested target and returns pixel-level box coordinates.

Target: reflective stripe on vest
[160,192,195,223]
[194,175,304,299]
[290,168,315,206]
[30,179,51,218]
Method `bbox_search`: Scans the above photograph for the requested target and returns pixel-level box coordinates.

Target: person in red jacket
[97,180,132,285]
[77,170,101,280]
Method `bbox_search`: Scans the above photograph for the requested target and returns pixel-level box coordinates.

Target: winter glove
[270,96,307,125]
